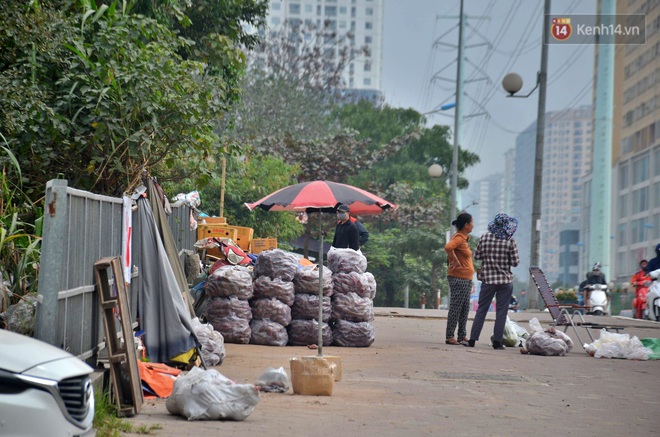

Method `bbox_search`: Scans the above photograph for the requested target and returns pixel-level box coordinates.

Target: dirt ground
[123,309,660,437]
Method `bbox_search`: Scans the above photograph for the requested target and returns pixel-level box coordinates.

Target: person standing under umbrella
[444,212,474,346]
[465,213,520,350]
[333,204,360,250]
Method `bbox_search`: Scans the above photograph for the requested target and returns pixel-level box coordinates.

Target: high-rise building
[465,173,507,237]
[609,0,660,283]
[514,106,593,283]
[266,0,384,93]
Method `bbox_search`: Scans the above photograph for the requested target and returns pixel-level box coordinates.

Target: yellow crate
[252,237,278,254]
[225,226,254,252]
[199,216,227,225]
[197,225,238,243]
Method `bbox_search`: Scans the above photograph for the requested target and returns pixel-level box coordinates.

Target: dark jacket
[645,255,660,274]
[352,217,369,247]
[333,219,360,250]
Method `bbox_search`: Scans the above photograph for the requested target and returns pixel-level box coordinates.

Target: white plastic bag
[528,317,544,334]
[503,317,529,347]
[191,318,226,366]
[255,367,291,393]
[522,319,573,356]
[166,367,259,421]
[585,329,652,360]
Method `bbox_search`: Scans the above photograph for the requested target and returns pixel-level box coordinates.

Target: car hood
[0,330,93,380]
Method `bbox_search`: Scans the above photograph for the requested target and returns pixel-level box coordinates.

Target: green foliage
[331,101,423,148]
[0,1,261,198]
[94,391,133,437]
[555,289,578,302]
[132,0,268,51]
[0,137,42,311]
[163,153,304,243]
[228,70,339,143]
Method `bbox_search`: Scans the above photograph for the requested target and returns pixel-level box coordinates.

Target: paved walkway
[123,308,660,437]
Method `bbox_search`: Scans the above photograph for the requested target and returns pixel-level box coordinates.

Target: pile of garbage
[251,249,298,346]
[205,265,254,344]
[327,248,375,347]
[289,262,334,346]
[194,246,376,348]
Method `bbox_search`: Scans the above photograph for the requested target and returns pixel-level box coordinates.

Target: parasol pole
[317,213,324,357]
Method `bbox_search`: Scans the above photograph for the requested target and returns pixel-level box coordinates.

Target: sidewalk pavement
[123,308,660,437]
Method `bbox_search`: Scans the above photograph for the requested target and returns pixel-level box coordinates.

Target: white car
[0,329,95,436]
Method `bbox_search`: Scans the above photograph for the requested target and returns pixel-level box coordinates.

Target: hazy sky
[381,0,597,190]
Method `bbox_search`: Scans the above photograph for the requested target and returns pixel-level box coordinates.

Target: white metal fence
[34,179,194,363]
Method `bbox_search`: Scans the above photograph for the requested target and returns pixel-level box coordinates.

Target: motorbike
[585,283,609,316]
[646,269,660,321]
[632,278,650,319]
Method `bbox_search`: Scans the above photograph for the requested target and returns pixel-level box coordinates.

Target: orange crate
[252,238,278,254]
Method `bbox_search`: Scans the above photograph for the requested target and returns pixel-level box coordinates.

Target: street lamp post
[501,0,550,310]
[428,163,447,309]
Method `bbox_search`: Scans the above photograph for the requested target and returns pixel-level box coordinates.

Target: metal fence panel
[35,180,194,363]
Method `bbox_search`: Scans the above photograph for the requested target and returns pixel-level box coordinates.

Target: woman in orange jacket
[443,212,475,346]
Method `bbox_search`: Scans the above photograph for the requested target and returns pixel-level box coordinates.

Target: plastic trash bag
[254,249,299,281]
[250,298,292,327]
[585,329,653,360]
[253,276,295,306]
[521,318,573,356]
[327,247,367,274]
[503,317,529,347]
[255,367,290,393]
[291,294,331,322]
[294,265,334,296]
[166,367,259,421]
[191,318,226,366]
[332,271,373,298]
[172,191,201,209]
[331,319,375,347]
[523,330,573,356]
[249,319,289,347]
[204,266,253,299]
[331,292,374,323]
[528,317,544,334]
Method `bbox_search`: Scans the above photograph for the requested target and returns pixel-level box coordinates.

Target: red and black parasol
[244,180,397,215]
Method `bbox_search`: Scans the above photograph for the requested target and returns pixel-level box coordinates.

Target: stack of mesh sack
[205,265,253,344]
[250,249,298,346]
[289,264,334,347]
[327,247,376,347]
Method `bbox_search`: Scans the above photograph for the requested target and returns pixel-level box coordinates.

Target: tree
[254,130,420,184]
[249,18,369,93]
[0,1,257,197]
[228,69,339,143]
[330,102,481,308]
[132,0,268,52]
[164,152,304,243]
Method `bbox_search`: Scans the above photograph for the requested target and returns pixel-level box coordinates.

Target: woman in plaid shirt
[465,213,520,349]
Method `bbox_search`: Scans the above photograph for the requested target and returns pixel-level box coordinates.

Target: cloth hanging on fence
[135,195,197,363]
[147,178,196,317]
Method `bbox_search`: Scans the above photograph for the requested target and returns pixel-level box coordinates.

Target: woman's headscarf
[488,213,518,240]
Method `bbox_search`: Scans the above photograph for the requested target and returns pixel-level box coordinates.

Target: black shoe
[464,339,475,347]
[492,341,505,350]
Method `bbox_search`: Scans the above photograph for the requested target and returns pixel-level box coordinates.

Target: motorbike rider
[644,244,660,274]
[581,262,607,307]
[631,259,650,296]
[631,259,651,318]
